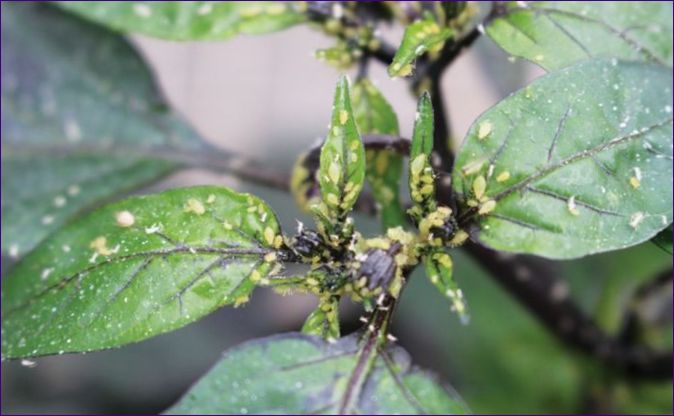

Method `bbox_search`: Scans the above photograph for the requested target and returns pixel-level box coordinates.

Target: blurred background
[2,5,672,414]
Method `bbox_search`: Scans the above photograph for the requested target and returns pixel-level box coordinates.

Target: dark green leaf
[166,333,468,415]
[487,1,673,70]
[651,226,672,254]
[453,59,673,259]
[1,3,209,258]
[352,79,406,229]
[388,15,453,77]
[58,1,306,41]
[2,186,283,359]
[408,92,437,219]
[318,76,365,218]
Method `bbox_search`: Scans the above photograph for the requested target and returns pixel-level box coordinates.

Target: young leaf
[487,1,673,71]
[166,333,468,415]
[1,3,211,259]
[318,76,365,219]
[301,296,340,341]
[352,79,406,229]
[388,15,453,77]
[58,1,306,41]
[408,92,437,219]
[453,59,673,259]
[1,186,284,359]
[424,249,468,324]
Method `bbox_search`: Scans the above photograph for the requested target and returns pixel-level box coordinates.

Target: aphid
[184,198,205,215]
[339,110,349,125]
[496,171,511,182]
[472,176,487,200]
[477,121,492,140]
[629,212,644,229]
[115,210,135,227]
[567,196,580,216]
[263,227,276,246]
[478,199,497,215]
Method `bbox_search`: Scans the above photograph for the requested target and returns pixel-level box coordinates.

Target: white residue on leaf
[629,212,644,229]
[8,244,19,259]
[64,118,82,142]
[132,3,153,18]
[53,195,67,208]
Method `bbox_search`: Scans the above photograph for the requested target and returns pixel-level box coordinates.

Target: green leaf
[408,92,437,219]
[651,226,673,254]
[318,76,366,218]
[388,15,453,77]
[57,1,306,41]
[352,79,406,229]
[1,186,283,359]
[301,296,340,341]
[166,333,468,415]
[424,249,468,324]
[1,3,209,258]
[487,1,673,71]
[453,59,673,259]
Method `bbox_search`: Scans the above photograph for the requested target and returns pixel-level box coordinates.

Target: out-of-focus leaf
[166,333,468,415]
[2,186,284,359]
[408,92,437,219]
[487,1,673,70]
[388,15,453,77]
[453,59,673,259]
[58,1,306,41]
[318,76,365,219]
[651,226,672,254]
[0,3,210,259]
[352,79,405,229]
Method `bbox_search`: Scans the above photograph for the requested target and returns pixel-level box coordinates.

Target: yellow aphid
[234,295,250,307]
[115,210,135,227]
[534,54,545,62]
[223,221,233,230]
[461,159,484,176]
[339,110,349,125]
[496,171,511,182]
[472,176,487,200]
[397,63,414,77]
[326,193,340,205]
[264,252,277,263]
[477,121,492,140]
[411,154,427,176]
[567,196,580,216]
[263,227,276,246]
[207,194,216,204]
[450,230,469,246]
[273,235,283,249]
[328,162,341,183]
[185,198,205,215]
[429,274,439,284]
[306,277,319,286]
[250,270,262,283]
[90,236,114,256]
[478,199,497,215]
[349,151,358,163]
[629,176,641,189]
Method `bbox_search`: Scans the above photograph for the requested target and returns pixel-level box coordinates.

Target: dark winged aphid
[357,248,397,291]
[293,228,326,258]
[430,215,458,242]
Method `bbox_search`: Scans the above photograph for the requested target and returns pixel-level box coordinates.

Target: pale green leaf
[318,76,365,218]
[408,92,437,218]
[388,15,453,77]
[487,1,673,71]
[58,1,306,41]
[424,249,468,324]
[352,79,406,229]
[1,186,283,359]
[453,59,673,259]
[1,3,209,258]
[166,333,468,415]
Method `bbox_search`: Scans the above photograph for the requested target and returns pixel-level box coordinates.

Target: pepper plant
[2,2,672,414]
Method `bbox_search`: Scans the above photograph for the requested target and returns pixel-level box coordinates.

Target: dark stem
[463,243,672,380]
[338,294,396,414]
